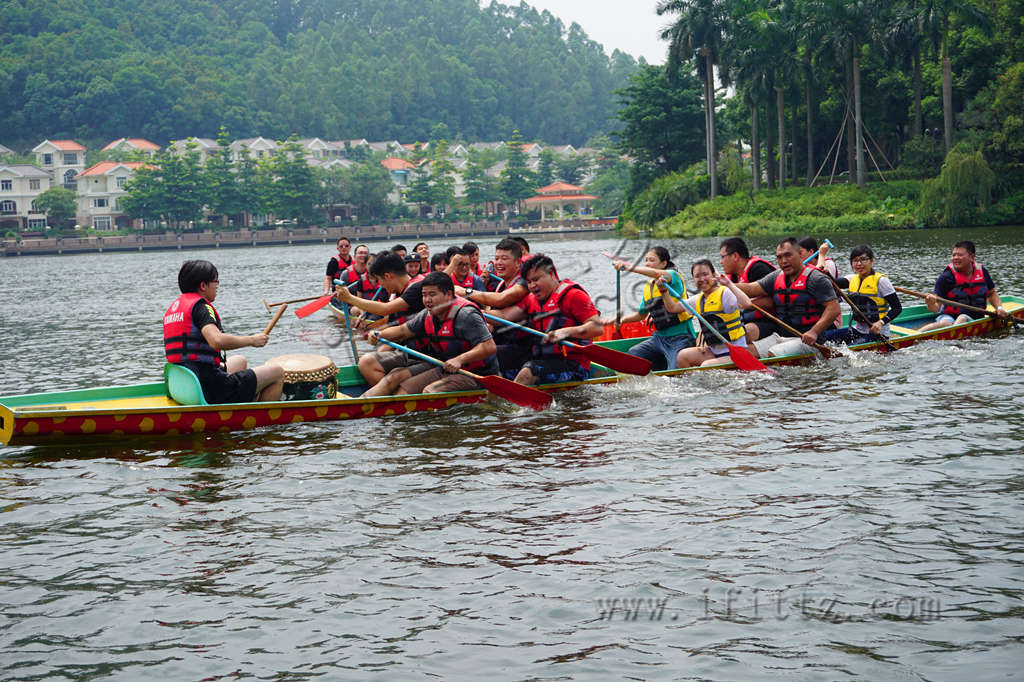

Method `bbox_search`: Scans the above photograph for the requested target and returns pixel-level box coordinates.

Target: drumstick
[263,304,288,335]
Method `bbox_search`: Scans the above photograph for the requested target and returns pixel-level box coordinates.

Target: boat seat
[164,363,208,406]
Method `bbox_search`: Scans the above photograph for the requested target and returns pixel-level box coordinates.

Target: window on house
[28,218,46,230]
[116,176,127,188]
[93,198,108,208]
[29,178,40,190]
[64,152,78,165]
[93,216,111,230]
[113,198,120,211]
[0,180,10,191]
[63,170,77,190]
[0,200,16,214]
[42,153,53,165]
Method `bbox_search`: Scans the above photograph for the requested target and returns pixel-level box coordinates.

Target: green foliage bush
[899,137,946,178]
[917,145,996,227]
[655,181,923,237]
[624,163,709,228]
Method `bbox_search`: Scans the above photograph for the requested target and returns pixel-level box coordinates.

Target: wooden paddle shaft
[748,302,836,355]
[893,285,1017,324]
[267,294,324,309]
[263,304,288,335]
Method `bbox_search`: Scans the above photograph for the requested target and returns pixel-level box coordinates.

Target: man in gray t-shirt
[364,272,498,396]
[735,238,840,357]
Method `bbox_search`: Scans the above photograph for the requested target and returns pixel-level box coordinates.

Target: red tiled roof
[535,181,584,194]
[46,139,86,151]
[102,138,161,151]
[76,161,150,178]
[525,193,597,203]
[381,157,415,171]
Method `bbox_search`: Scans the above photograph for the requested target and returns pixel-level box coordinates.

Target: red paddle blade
[728,344,774,373]
[295,293,334,318]
[583,343,652,376]
[476,374,552,410]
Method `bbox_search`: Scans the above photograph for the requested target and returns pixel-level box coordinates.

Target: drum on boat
[266,353,338,400]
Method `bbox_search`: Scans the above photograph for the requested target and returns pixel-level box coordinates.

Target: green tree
[203,127,245,225]
[659,0,729,197]
[268,138,318,224]
[500,130,536,213]
[555,154,592,185]
[33,187,77,229]
[536,148,555,186]
[463,149,499,215]
[122,148,205,230]
[344,161,394,219]
[613,64,705,198]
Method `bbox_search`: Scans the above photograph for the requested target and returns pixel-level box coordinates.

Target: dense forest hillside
[0,0,639,147]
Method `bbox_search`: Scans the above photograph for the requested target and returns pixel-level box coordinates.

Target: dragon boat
[2,298,1021,447]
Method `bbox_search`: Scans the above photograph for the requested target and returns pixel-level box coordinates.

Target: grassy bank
[642,181,923,238]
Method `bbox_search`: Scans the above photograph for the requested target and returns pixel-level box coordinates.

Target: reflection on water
[1,228,1023,678]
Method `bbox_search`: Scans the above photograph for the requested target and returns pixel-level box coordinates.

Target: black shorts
[185,362,258,404]
[521,357,589,384]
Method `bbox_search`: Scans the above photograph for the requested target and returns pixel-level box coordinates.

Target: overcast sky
[524,0,669,65]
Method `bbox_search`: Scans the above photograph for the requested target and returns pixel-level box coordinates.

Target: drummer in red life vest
[323,237,353,295]
[719,237,777,333]
[363,271,498,396]
[918,241,1009,332]
[163,260,284,403]
[734,237,841,357]
[334,250,427,387]
[497,254,602,386]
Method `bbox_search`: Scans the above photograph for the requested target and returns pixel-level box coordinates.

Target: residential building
[0,143,14,157]
[228,136,278,162]
[380,157,415,187]
[74,161,149,231]
[0,165,52,231]
[296,138,334,160]
[32,139,86,191]
[168,137,218,164]
[102,138,161,156]
[367,140,404,156]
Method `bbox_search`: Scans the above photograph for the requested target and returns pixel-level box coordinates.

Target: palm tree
[804,0,878,188]
[747,1,800,190]
[658,0,729,198]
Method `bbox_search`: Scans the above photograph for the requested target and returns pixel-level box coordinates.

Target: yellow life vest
[642,276,692,329]
[847,271,890,323]
[697,285,745,342]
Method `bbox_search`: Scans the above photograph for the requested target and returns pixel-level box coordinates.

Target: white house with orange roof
[0,165,53,231]
[74,161,150,230]
[102,138,161,156]
[32,139,86,190]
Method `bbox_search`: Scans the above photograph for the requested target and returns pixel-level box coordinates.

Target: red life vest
[527,279,592,368]
[738,255,774,283]
[736,255,774,320]
[333,254,352,274]
[941,262,989,317]
[422,297,494,372]
[772,266,825,332]
[163,293,224,367]
[452,272,475,288]
[340,263,375,297]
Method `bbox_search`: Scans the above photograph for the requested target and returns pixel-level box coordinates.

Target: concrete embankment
[2,218,618,257]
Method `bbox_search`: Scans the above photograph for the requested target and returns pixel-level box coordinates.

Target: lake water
[1,227,1022,679]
